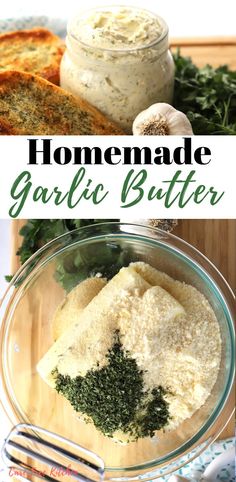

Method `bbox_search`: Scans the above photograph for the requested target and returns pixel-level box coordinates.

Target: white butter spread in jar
[60,7,175,132]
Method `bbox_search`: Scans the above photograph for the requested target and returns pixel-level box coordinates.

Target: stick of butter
[37,266,151,386]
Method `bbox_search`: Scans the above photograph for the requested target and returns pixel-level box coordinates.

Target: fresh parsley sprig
[173,51,236,135]
[7,219,134,292]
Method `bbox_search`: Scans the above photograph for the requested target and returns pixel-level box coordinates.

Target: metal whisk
[1,424,105,482]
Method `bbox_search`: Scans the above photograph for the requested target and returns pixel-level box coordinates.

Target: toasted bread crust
[0,27,65,85]
[0,71,124,135]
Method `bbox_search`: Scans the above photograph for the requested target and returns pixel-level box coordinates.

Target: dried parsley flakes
[54,333,170,439]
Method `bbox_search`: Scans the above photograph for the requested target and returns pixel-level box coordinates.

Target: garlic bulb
[132,103,193,135]
[119,218,178,233]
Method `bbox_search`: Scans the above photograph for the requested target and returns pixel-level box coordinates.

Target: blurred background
[1,0,236,37]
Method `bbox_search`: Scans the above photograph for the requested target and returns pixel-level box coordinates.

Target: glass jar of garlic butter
[60,6,175,132]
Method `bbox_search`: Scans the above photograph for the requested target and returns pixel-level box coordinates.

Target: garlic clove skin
[132,102,193,135]
[119,218,178,233]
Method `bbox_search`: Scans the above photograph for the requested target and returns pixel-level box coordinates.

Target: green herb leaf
[7,219,120,291]
[173,51,236,135]
[55,332,170,439]
[5,274,13,282]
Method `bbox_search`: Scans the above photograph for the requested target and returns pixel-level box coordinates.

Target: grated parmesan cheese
[37,262,221,433]
[127,262,222,428]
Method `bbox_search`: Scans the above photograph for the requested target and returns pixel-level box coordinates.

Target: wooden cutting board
[170,36,236,69]
[11,220,236,295]
[10,218,235,443]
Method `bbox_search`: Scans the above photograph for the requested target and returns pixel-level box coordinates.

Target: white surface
[169,447,236,481]
[1,0,236,37]
[1,137,236,219]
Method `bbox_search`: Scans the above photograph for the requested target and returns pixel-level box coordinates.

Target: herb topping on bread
[0,27,65,85]
[0,71,124,135]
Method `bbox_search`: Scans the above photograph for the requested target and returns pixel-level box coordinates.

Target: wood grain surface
[11,220,236,304]
[175,220,236,440]
[10,219,235,444]
[175,220,236,294]
[170,36,236,69]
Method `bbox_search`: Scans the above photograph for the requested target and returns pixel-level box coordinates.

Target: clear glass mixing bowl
[0,223,235,480]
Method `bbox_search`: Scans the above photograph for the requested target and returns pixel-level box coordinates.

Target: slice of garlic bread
[0,27,65,85]
[0,71,124,135]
